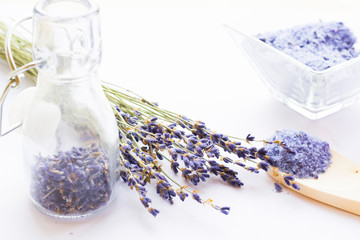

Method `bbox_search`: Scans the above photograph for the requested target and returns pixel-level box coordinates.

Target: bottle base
[30,189,118,221]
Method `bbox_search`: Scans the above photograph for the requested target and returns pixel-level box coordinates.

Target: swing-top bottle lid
[33,0,101,79]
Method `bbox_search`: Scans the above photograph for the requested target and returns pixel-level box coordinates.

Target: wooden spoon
[268,150,360,215]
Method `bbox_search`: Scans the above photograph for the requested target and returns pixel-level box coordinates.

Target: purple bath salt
[265,129,331,178]
[257,22,359,71]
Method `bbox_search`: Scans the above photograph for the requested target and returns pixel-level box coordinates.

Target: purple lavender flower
[258,162,270,171]
[148,207,160,217]
[192,192,202,203]
[176,189,188,201]
[140,197,152,208]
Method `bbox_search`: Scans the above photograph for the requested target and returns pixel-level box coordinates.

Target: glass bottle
[22,0,119,219]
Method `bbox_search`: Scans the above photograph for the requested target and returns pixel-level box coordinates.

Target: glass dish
[226,25,360,120]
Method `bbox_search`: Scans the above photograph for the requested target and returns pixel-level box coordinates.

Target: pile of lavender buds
[0,23,299,217]
[257,21,359,71]
[31,145,112,215]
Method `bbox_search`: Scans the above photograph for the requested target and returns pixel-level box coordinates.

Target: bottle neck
[36,54,100,80]
[33,0,101,79]
[37,70,98,84]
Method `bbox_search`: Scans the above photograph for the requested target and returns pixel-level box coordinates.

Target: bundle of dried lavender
[0,22,291,217]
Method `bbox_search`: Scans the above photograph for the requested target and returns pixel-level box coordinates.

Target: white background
[1,0,360,239]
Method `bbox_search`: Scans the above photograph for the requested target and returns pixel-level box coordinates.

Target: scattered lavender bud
[284,178,291,186]
[257,22,359,71]
[220,207,230,215]
[274,182,283,193]
[265,129,331,178]
[284,175,295,182]
[292,183,301,191]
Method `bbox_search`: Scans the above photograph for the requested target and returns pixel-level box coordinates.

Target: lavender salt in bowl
[226,21,360,119]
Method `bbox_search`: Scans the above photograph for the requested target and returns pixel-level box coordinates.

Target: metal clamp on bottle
[0,16,44,136]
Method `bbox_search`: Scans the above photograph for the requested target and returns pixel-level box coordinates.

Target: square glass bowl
[226,25,360,120]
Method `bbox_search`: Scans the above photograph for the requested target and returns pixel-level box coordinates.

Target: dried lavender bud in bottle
[265,129,331,178]
[31,145,112,215]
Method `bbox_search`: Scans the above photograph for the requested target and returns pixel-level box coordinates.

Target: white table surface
[1,1,360,239]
